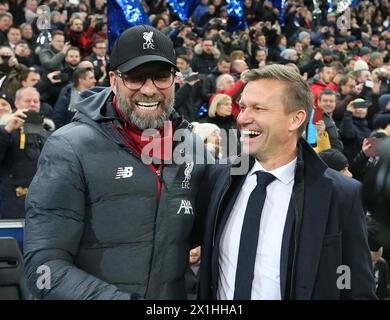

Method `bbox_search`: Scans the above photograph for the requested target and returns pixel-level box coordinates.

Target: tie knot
[255,171,276,187]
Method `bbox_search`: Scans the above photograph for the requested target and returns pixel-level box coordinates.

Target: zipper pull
[156,169,162,182]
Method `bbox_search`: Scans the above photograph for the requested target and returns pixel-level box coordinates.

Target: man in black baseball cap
[23,24,210,300]
[109,24,180,130]
[110,24,179,74]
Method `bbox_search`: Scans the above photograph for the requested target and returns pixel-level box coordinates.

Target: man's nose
[139,77,158,96]
[237,108,253,127]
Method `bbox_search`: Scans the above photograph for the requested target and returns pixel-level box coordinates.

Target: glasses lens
[153,70,174,89]
[122,73,145,90]
[121,70,175,90]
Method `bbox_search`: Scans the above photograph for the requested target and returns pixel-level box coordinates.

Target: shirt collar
[249,157,297,185]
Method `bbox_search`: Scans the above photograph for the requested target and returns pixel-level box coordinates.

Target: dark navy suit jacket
[198,139,377,300]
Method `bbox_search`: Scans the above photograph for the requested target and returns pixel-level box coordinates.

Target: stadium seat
[0,237,31,300]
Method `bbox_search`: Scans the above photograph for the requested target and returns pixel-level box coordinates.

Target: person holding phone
[0,87,51,219]
[340,99,372,164]
[198,64,376,300]
[349,130,388,182]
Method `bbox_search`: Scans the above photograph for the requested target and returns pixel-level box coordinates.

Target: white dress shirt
[218,158,296,300]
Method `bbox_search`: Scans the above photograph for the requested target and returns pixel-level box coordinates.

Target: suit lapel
[294,174,333,299]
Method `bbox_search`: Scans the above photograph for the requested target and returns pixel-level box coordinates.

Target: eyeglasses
[117,69,176,90]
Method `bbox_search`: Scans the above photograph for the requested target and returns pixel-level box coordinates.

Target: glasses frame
[116,69,176,91]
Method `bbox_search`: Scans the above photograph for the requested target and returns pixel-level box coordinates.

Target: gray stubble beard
[115,83,175,130]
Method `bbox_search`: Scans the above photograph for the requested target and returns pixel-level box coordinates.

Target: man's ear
[289,110,306,132]
[109,71,117,94]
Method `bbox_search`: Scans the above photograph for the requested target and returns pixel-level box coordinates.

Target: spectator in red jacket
[67,15,96,58]
[209,72,246,119]
[310,64,339,107]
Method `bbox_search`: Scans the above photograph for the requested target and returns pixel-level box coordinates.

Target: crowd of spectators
[0,0,390,299]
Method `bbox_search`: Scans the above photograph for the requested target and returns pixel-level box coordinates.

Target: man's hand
[61,42,71,54]
[47,70,62,84]
[9,56,18,67]
[313,52,323,61]
[372,79,382,95]
[353,83,364,95]
[170,20,181,29]
[333,73,343,85]
[346,101,355,113]
[240,69,250,81]
[314,120,326,136]
[4,109,28,134]
[362,138,378,158]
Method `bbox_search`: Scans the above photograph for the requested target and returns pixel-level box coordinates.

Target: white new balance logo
[115,167,134,179]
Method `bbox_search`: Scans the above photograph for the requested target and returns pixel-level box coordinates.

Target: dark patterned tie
[233,171,276,300]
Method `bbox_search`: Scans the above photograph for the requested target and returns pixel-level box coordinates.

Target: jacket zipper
[111,122,163,298]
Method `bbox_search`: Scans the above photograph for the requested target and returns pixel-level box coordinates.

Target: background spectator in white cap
[192,121,222,159]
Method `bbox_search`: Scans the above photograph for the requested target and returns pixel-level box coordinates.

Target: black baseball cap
[319,149,349,172]
[110,25,178,73]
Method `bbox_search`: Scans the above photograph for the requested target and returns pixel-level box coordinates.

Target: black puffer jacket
[24,87,210,300]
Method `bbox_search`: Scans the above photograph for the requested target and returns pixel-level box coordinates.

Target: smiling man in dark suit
[198,64,377,300]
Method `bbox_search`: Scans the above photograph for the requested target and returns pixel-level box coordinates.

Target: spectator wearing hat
[318,148,352,178]
[192,121,222,159]
[359,47,371,63]
[280,48,299,64]
[340,99,372,164]
[298,31,313,65]
[354,59,370,73]
[320,47,334,63]
[334,37,349,64]
[23,25,210,300]
[372,99,390,135]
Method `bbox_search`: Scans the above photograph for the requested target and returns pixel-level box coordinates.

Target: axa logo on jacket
[177,200,193,215]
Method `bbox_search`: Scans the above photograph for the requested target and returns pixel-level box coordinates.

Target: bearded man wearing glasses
[23,25,211,300]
